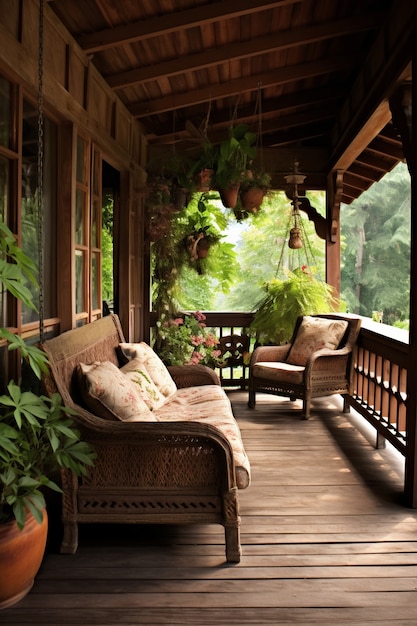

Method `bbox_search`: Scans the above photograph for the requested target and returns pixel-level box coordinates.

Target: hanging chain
[37,0,45,343]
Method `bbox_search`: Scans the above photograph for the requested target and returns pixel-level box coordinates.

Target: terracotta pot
[219,183,240,209]
[0,510,48,609]
[196,168,213,191]
[197,237,211,258]
[241,187,266,211]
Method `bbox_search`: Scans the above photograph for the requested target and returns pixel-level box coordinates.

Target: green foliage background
[340,162,410,325]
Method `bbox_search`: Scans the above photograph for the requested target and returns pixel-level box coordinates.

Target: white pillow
[121,358,166,410]
[119,342,177,398]
[78,361,156,422]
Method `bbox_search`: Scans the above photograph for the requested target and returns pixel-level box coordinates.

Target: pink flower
[194,311,206,322]
[191,334,205,346]
[173,317,184,326]
[204,333,219,347]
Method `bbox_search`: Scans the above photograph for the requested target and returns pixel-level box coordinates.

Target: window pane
[75,189,86,245]
[0,76,11,148]
[92,199,100,247]
[75,250,85,314]
[91,252,99,310]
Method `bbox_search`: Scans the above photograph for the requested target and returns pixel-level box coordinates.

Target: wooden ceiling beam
[130,53,360,118]
[107,13,383,89]
[78,0,302,54]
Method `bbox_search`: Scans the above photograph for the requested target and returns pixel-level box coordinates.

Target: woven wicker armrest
[250,344,291,365]
[167,363,220,387]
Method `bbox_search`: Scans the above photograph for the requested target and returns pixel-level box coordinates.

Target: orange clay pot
[0,509,48,610]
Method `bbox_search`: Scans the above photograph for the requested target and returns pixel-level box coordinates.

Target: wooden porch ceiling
[48,0,414,204]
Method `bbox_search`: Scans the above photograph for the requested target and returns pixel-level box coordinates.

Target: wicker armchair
[248,314,361,419]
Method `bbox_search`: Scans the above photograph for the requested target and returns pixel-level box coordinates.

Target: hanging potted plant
[182,193,223,262]
[250,266,337,345]
[239,169,272,213]
[212,124,257,209]
[0,222,95,609]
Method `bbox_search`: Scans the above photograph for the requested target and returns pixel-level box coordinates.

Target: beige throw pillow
[78,361,156,422]
[119,342,177,398]
[121,358,166,410]
[287,316,348,366]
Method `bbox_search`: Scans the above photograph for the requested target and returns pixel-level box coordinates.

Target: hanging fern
[250,267,336,345]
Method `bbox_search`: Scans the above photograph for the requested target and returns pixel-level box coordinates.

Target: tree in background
[215,191,326,311]
[340,162,410,325]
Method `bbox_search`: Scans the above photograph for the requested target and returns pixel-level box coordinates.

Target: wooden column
[403,56,417,507]
[325,170,344,299]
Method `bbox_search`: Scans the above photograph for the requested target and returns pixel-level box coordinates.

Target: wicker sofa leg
[225,524,241,563]
[342,395,351,413]
[224,487,241,562]
[248,388,256,409]
[60,521,78,555]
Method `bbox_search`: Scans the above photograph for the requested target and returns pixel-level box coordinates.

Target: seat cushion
[78,361,156,422]
[287,316,348,366]
[119,342,177,398]
[252,361,305,384]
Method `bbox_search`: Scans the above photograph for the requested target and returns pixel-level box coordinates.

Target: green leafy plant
[0,221,95,530]
[212,124,257,190]
[250,266,336,345]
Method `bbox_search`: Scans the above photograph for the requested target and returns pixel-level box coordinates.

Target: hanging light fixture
[284,160,306,249]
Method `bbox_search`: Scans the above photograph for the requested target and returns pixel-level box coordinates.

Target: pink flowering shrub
[156,311,222,367]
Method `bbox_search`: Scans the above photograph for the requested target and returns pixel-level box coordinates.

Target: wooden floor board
[3,391,417,625]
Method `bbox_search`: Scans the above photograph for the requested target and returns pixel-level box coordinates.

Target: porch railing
[348,319,408,455]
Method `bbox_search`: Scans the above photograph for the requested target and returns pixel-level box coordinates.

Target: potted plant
[239,169,271,213]
[155,310,222,368]
[212,124,257,209]
[250,266,337,345]
[0,221,95,609]
[181,193,223,261]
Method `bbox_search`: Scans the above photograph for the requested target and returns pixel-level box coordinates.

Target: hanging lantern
[285,160,306,250]
[288,226,303,249]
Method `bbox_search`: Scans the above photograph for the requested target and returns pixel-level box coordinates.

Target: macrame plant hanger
[274,160,321,279]
[37,0,45,343]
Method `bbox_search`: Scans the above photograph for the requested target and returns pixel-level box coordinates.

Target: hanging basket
[241,187,267,211]
[196,168,214,192]
[197,237,211,258]
[219,183,240,209]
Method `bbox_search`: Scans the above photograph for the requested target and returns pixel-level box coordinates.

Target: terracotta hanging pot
[197,237,211,258]
[0,509,48,609]
[219,183,240,209]
[241,187,266,211]
[196,168,214,192]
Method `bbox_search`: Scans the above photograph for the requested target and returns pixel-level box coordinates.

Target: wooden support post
[401,50,417,507]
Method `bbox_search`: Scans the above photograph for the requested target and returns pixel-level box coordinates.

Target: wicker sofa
[40,314,250,563]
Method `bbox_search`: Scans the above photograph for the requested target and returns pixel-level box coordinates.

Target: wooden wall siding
[0,0,147,172]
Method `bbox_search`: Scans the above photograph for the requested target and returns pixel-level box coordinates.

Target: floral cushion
[154,391,251,489]
[252,361,305,384]
[287,316,348,366]
[121,358,166,410]
[78,361,156,422]
[119,342,177,398]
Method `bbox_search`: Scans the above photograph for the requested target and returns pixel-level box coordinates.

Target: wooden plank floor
[3,391,417,625]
